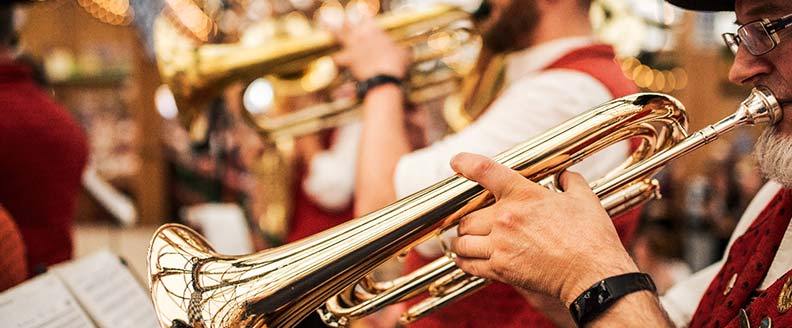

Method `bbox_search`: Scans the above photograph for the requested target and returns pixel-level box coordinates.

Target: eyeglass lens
[738,21,776,55]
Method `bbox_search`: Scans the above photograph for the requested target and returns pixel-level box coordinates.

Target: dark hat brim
[2,0,40,5]
[666,0,735,11]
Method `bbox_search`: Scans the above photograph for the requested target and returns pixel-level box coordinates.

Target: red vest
[286,163,354,243]
[689,188,792,328]
[404,43,640,328]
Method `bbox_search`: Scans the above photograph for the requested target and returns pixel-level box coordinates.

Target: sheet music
[52,250,160,328]
[0,274,96,328]
[82,166,138,227]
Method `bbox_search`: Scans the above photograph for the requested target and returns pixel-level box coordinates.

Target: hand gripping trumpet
[147,88,780,327]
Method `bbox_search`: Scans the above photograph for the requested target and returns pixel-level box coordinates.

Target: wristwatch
[355,74,405,100]
[569,272,657,327]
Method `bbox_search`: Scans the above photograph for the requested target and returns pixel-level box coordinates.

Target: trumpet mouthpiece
[741,87,782,126]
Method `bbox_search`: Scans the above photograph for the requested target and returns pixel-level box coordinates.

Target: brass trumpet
[154,3,486,143]
[147,87,781,328]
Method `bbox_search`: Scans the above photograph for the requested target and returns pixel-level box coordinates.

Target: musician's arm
[354,85,411,215]
[331,18,412,216]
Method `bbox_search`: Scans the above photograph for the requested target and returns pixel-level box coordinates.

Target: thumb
[332,50,351,68]
[557,171,593,196]
[450,152,535,200]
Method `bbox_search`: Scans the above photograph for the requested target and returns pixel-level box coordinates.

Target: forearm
[587,291,672,328]
[354,85,412,216]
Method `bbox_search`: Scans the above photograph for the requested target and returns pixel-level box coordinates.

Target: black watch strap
[356,74,405,100]
[569,272,657,327]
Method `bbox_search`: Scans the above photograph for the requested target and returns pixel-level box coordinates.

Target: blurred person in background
[332,0,639,326]
[684,144,766,271]
[282,92,361,243]
[288,121,361,328]
[631,219,691,294]
[0,2,89,275]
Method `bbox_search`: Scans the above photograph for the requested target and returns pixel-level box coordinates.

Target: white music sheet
[0,273,96,328]
[51,250,160,328]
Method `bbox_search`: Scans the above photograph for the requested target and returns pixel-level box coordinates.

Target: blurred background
[8,0,762,303]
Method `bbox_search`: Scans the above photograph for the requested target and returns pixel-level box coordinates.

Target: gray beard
[754,126,792,188]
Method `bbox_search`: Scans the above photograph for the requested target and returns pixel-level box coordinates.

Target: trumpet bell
[149,224,331,327]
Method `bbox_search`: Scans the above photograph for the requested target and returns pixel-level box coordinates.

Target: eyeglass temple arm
[767,13,792,33]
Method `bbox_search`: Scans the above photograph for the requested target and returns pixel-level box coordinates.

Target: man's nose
[728,47,773,85]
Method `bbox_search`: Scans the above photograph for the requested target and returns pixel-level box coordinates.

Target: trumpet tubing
[154,3,479,139]
[147,88,781,328]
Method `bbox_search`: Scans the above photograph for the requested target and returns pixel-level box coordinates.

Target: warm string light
[620,57,688,93]
[314,0,345,28]
[75,0,134,26]
[163,0,218,43]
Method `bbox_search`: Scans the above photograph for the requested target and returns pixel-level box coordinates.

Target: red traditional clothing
[286,161,353,243]
[0,61,89,275]
[404,43,640,328]
[689,188,792,328]
[0,205,26,292]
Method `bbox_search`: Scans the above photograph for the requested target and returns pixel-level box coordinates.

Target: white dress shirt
[662,180,792,327]
[394,36,628,198]
[393,37,630,256]
[301,122,361,211]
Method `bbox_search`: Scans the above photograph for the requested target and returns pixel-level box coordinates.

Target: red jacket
[0,61,88,275]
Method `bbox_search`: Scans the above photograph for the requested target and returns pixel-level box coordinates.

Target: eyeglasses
[722,13,792,56]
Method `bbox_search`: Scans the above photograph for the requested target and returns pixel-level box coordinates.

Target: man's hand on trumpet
[448,152,635,304]
[449,152,672,327]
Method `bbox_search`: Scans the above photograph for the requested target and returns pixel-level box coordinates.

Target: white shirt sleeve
[394,69,628,198]
[395,69,629,257]
[301,122,361,211]
[661,261,722,328]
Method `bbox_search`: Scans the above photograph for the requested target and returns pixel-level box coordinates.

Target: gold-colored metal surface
[778,276,792,313]
[725,273,738,296]
[443,48,507,132]
[154,2,485,244]
[154,3,479,143]
[147,88,781,328]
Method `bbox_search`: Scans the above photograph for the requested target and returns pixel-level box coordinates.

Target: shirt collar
[504,36,598,85]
